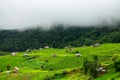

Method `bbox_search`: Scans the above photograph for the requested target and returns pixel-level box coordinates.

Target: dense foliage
[83,55,99,78]
[0,25,120,52]
[113,58,120,72]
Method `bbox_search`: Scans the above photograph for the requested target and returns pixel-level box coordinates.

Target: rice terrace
[0,43,120,80]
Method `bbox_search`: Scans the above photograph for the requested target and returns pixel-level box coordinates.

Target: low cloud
[0,0,120,29]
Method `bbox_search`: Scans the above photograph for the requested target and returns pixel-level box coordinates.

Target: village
[0,43,119,80]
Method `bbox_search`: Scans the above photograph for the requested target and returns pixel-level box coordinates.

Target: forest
[0,24,120,52]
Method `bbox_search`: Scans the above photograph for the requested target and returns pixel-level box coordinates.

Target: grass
[0,43,120,80]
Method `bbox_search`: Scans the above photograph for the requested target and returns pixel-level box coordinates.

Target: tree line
[0,24,120,52]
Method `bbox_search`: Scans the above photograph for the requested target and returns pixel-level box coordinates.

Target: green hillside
[0,43,120,80]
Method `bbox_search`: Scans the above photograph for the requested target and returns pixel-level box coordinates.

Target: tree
[83,57,89,74]
[0,25,120,52]
[113,58,120,72]
[83,55,99,78]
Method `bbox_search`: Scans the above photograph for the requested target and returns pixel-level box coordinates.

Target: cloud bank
[0,0,120,29]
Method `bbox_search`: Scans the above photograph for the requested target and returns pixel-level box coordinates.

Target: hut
[76,54,81,57]
[93,43,100,47]
[6,71,11,75]
[97,67,107,74]
[23,53,29,58]
[11,52,17,56]
[12,67,19,73]
[44,46,49,49]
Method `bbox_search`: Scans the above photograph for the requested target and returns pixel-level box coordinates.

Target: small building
[44,46,49,49]
[97,67,107,74]
[76,53,81,57]
[93,43,100,47]
[11,52,17,56]
[12,67,19,73]
[39,48,43,50]
[23,53,29,58]
[6,71,11,75]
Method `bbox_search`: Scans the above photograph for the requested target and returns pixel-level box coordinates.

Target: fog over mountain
[0,0,120,29]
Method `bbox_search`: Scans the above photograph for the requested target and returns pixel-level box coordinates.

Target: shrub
[49,68,54,71]
[111,78,115,80]
[112,55,119,62]
[62,70,68,75]
[75,50,79,53]
[83,57,89,74]
[83,56,99,78]
[0,69,3,72]
[54,73,60,76]
[44,75,54,80]
[72,69,76,72]
[44,75,51,80]
[45,60,49,63]
[88,76,94,80]
[93,55,98,61]
[88,62,98,78]
[26,55,39,60]
[6,64,11,71]
[113,58,120,72]
[40,65,45,70]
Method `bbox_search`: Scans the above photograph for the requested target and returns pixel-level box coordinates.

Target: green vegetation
[0,25,120,52]
[0,43,120,80]
[83,55,99,78]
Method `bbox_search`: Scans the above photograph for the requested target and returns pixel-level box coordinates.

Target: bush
[26,55,39,60]
[0,69,3,72]
[0,51,9,56]
[40,65,45,70]
[75,50,79,53]
[44,75,54,80]
[6,64,11,71]
[54,73,60,76]
[93,55,98,61]
[44,75,51,80]
[62,70,68,75]
[83,56,99,78]
[113,58,120,72]
[49,68,54,71]
[83,57,89,74]
[45,60,49,63]
[112,55,119,62]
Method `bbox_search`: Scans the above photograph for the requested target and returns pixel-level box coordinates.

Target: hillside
[0,43,120,80]
[0,26,120,52]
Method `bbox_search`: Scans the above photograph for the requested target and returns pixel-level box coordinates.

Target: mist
[0,0,120,29]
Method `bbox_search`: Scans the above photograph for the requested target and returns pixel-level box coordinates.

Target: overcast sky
[0,0,120,29]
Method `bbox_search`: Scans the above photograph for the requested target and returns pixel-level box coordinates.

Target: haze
[0,0,120,29]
